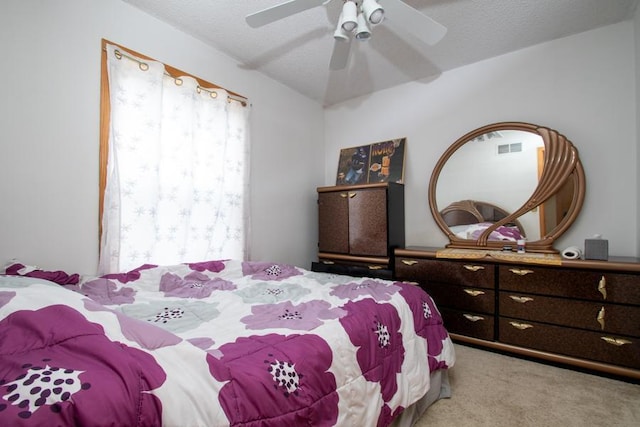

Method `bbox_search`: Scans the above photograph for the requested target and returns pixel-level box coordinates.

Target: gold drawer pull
[368,265,382,270]
[321,260,335,265]
[401,260,418,266]
[463,289,485,297]
[597,306,605,330]
[340,192,348,198]
[463,265,485,272]
[463,314,485,322]
[600,337,632,346]
[509,268,534,276]
[348,192,357,198]
[598,276,607,300]
[509,295,534,304]
[509,321,533,330]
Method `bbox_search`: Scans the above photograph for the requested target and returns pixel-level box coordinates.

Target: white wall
[0,0,324,274]
[325,22,638,257]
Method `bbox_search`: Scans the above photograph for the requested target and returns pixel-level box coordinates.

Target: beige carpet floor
[415,344,640,427]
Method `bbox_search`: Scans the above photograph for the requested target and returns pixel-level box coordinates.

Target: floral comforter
[451,221,524,241]
[1,260,454,426]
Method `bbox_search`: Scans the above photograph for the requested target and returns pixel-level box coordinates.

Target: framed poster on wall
[335,138,406,186]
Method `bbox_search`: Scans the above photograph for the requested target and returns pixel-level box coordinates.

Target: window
[99,40,250,274]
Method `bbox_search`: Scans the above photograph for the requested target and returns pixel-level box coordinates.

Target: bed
[441,199,526,242]
[1,259,454,426]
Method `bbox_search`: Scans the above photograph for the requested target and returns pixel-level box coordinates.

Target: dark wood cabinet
[313,183,404,278]
[318,185,390,256]
[395,247,640,380]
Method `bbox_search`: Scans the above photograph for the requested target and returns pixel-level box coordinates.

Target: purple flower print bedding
[451,221,524,241]
[1,260,455,426]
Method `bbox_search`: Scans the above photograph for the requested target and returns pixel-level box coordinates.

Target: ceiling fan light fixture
[341,0,358,32]
[355,12,371,41]
[334,13,352,41]
[362,0,384,25]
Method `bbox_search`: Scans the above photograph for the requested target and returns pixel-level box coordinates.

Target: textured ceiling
[122,0,638,106]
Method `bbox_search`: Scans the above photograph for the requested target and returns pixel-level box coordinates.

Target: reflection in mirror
[539,175,575,236]
[441,199,526,242]
[428,122,585,253]
[436,130,543,241]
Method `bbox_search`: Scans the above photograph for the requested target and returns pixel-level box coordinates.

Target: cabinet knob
[598,276,607,300]
[368,265,382,270]
[462,314,485,322]
[509,295,534,304]
[508,268,534,276]
[338,192,356,198]
[463,265,485,272]
[401,259,418,266]
[600,336,632,346]
[463,289,485,297]
[509,321,534,330]
[597,306,605,330]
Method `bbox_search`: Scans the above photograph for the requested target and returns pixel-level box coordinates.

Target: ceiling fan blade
[381,0,447,45]
[329,38,352,70]
[246,0,328,28]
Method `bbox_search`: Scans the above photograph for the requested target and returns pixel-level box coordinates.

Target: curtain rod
[107,47,249,107]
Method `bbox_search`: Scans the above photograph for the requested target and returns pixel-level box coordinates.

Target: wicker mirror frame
[428,122,586,253]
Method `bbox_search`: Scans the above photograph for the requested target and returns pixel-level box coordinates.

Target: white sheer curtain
[99,44,250,274]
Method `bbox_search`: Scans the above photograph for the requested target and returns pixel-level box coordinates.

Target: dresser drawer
[499,265,640,305]
[311,261,393,280]
[396,258,495,289]
[424,282,495,314]
[499,293,640,336]
[440,307,495,341]
[500,317,640,369]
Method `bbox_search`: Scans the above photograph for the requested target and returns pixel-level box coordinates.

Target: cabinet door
[318,191,349,253]
[348,188,388,256]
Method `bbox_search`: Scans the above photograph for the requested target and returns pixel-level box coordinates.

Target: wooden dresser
[395,247,640,380]
[312,183,404,280]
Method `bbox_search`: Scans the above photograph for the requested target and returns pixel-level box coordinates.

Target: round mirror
[428,122,585,253]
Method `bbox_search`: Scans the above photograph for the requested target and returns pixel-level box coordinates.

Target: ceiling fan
[246,0,447,70]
